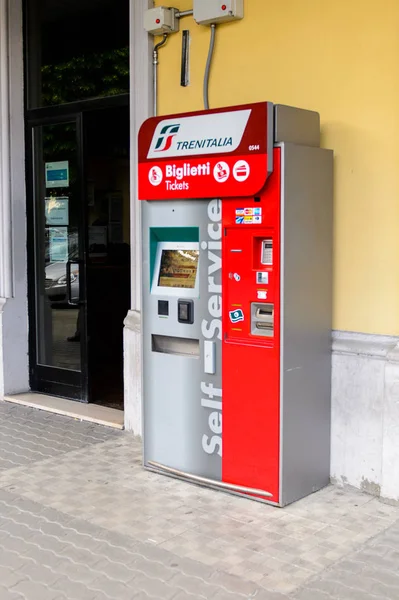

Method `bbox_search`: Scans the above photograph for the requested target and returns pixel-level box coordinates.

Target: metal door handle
[66,261,79,306]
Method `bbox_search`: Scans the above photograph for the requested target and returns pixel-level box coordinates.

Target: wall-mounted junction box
[144,7,179,36]
[193,0,244,26]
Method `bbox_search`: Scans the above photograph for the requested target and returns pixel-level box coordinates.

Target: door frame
[0,0,152,430]
[26,111,88,400]
[26,94,130,402]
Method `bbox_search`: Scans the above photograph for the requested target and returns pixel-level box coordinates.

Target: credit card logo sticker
[233,160,250,182]
[229,309,244,323]
[235,207,262,224]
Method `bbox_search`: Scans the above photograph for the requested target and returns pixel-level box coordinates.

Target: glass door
[28,114,88,400]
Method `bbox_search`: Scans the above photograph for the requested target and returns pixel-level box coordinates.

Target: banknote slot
[251,303,274,337]
[256,307,273,318]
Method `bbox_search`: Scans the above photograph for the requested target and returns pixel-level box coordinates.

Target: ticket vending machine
[138,102,333,506]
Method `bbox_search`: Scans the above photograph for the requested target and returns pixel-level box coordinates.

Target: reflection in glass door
[29,116,88,399]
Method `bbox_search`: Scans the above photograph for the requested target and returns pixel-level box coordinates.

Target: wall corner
[124,310,142,435]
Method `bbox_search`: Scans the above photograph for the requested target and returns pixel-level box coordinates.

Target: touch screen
[158,249,199,289]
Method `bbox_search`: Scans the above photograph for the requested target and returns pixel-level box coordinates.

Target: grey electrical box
[144,7,179,36]
[194,0,244,25]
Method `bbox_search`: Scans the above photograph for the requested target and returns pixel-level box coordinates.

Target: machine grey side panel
[274,105,320,148]
[280,143,333,506]
[142,199,222,481]
[267,100,274,176]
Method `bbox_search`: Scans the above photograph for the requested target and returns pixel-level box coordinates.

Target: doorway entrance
[27,101,130,409]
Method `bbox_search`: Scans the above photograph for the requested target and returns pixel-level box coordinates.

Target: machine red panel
[222,148,281,503]
[138,102,272,200]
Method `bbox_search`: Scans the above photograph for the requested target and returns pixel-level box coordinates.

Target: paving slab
[0,400,398,599]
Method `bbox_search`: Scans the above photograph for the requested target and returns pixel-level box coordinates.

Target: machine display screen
[158,249,199,289]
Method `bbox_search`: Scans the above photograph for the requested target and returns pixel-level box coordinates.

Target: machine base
[144,462,282,507]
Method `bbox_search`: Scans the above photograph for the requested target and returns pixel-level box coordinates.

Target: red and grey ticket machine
[138,102,333,506]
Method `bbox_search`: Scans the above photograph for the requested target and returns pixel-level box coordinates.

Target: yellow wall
[154,0,399,335]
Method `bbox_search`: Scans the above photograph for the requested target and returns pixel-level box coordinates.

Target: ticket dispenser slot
[152,334,199,357]
[251,303,274,337]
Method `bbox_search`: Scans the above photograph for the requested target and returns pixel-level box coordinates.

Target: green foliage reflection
[42,47,129,106]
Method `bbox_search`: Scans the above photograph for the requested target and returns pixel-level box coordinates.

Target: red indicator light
[221,4,227,10]
[156,18,161,24]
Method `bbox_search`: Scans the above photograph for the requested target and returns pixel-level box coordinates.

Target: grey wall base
[331,330,399,503]
[124,324,399,505]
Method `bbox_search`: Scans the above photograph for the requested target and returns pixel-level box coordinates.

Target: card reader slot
[152,334,199,357]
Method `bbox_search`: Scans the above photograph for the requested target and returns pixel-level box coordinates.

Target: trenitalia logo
[154,124,180,152]
[147,109,251,159]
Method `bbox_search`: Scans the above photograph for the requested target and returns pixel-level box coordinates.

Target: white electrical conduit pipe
[203,23,216,110]
[176,9,193,18]
[153,33,169,116]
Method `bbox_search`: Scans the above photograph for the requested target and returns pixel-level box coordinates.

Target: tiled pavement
[0,402,399,599]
